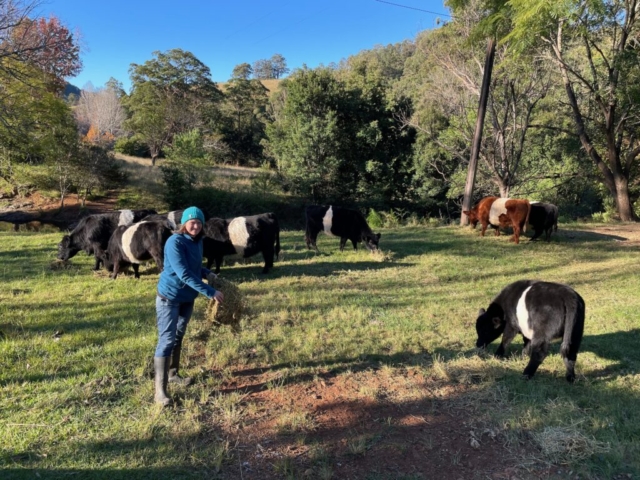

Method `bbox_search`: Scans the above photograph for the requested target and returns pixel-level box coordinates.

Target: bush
[366,209,383,229]
[114,137,150,157]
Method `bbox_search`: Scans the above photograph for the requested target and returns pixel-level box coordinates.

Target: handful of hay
[205,273,244,332]
[371,248,394,262]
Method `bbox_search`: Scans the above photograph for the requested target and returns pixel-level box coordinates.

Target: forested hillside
[1,0,639,223]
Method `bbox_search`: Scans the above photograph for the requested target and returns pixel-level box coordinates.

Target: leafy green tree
[125,49,222,165]
[231,63,252,80]
[506,0,640,220]
[218,76,269,165]
[270,54,289,79]
[161,129,208,208]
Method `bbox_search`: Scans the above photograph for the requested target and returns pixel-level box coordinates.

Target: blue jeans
[155,296,195,357]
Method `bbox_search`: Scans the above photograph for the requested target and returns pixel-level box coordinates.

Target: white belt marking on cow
[167,211,178,230]
[121,221,145,263]
[516,286,535,340]
[118,209,135,226]
[228,217,249,257]
[322,206,335,236]
[489,198,509,226]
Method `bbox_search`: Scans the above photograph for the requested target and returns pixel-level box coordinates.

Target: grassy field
[1,223,639,479]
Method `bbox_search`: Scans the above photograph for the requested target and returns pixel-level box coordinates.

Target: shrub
[114,136,150,157]
[366,209,383,229]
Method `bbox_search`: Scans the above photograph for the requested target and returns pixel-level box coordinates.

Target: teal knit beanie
[181,206,205,225]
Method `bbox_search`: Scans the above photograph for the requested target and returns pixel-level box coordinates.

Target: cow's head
[363,232,381,251]
[463,210,479,228]
[57,235,79,261]
[475,307,506,348]
[101,251,115,272]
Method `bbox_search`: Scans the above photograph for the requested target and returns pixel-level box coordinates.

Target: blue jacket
[157,233,216,303]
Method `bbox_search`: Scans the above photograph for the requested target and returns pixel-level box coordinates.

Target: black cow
[203,213,281,274]
[103,220,172,279]
[57,209,156,270]
[304,205,381,252]
[529,202,558,241]
[475,280,585,382]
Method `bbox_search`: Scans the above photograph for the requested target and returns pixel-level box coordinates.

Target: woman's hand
[213,290,224,303]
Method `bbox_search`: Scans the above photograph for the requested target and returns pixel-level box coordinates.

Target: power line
[374,0,452,18]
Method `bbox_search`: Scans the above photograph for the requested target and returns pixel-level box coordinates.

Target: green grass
[1,225,639,478]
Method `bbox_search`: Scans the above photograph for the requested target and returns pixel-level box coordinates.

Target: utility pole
[460,37,496,225]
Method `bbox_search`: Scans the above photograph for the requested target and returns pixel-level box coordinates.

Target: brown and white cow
[463,197,531,244]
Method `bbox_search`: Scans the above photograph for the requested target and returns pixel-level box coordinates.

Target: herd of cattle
[55,197,559,279]
[56,204,382,278]
[52,197,584,382]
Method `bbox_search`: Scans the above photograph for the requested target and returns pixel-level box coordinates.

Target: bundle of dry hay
[532,425,611,463]
[371,248,394,262]
[205,273,245,332]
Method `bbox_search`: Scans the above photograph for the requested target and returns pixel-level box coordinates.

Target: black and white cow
[475,280,585,382]
[528,202,558,241]
[304,205,381,253]
[202,213,281,274]
[103,220,172,279]
[57,209,156,270]
[141,210,185,230]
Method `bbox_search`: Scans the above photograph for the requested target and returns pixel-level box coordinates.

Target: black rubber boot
[154,356,173,406]
[168,339,193,386]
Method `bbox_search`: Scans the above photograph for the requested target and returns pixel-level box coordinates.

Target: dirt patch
[205,365,568,479]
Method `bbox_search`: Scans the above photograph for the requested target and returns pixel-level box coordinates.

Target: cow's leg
[511,224,521,244]
[111,261,120,280]
[306,228,319,252]
[132,263,140,279]
[351,238,358,250]
[522,337,532,357]
[495,325,517,358]
[480,222,488,237]
[562,342,580,383]
[93,244,105,270]
[529,228,543,242]
[214,256,222,274]
[206,256,213,270]
[493,226,500,237]
[339,237,348,251]
[522,339,550,379]
[261,246,274,274]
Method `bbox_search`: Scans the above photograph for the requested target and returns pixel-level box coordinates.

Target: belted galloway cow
[463,197,531,244]
[203,213,281,274]
[475,280,585,382]
[305,205,381,252]
[57,209,156,270]
[103,220,172,279]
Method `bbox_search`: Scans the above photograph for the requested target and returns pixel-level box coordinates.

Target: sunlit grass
[0,224,639,477]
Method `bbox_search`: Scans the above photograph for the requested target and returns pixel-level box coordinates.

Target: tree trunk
[613,174,637,221]
[461,38,496,225]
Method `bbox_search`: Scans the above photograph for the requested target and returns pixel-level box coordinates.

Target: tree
[76,82,126,143]
[218,76,269,165]
[507,0,640,221]
[231,62,252,80]
[252,58,273,79]
[270,54,289,79]
[125,49,222,165]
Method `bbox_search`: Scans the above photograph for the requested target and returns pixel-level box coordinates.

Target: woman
[154,206,223,406]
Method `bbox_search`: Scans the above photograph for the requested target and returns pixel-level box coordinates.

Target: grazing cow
[475,280,585,382]
[202,213,281,274]
[103,220,172,279]
[305,205,381,253]
[463,197,531,244]
[528,202,558,241]
[57,209,156,270]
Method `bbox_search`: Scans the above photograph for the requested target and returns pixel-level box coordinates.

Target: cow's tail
[553,207,558,233]
[522,200,531,233]
[274,215,281,261]
[561,292,585,358]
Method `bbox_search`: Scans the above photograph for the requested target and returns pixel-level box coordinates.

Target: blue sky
[41,0,449,92]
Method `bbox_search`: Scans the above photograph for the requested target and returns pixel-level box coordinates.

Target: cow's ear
[492,317,502,328]
[478,308,486,316]
[376,233,381,240]
[462,211,469,216]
